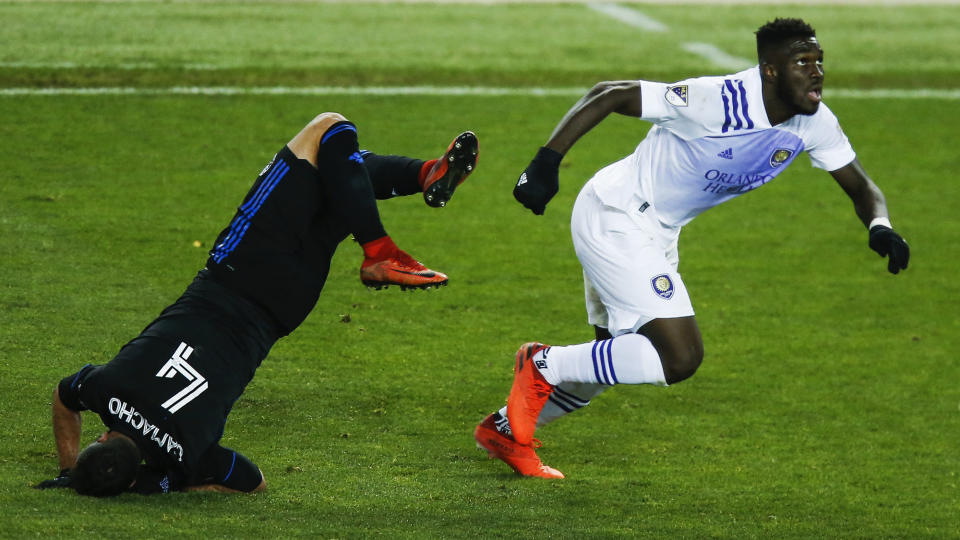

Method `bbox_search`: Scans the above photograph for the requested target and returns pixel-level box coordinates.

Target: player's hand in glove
[514,147,563,215]
[868,224,910,274]
[34,469,72,490]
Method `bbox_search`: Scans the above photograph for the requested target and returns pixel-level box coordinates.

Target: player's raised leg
[420,131,478,207]
[360,131,478,207]
[288,112,449,290]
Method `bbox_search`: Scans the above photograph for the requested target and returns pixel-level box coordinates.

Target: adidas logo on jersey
[517,172,528,186]
[717,148,734,160]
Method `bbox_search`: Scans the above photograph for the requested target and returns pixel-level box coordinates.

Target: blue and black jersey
[205,146,347,335]
[57,276,273,493]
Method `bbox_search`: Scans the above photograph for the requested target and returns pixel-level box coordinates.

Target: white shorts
[570,184,694,335]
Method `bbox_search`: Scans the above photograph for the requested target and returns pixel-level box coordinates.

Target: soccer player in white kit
[474,18,910,479]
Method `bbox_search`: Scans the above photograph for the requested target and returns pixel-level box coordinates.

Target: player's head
[756,18,823,116]
[70,431,141,497]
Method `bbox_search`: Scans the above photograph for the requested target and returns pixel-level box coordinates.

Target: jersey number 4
[155,342,208,414]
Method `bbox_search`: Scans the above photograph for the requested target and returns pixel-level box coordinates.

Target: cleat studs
[455,142,462,149]
[426,193,433,201]
[448,155,455,162]
[466,164,473,171]
[439,201,446,207]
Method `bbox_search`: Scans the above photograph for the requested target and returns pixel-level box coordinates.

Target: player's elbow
[589,81,642,116]
[585,81,622,100]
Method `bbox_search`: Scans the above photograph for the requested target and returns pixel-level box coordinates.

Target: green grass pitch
[1,1,958,538]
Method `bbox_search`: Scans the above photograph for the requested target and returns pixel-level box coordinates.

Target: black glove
[868,225,910,274]
[513,147,562,215]
[34,468,72,490]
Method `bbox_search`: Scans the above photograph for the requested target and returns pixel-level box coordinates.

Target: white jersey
[588,66,856,229]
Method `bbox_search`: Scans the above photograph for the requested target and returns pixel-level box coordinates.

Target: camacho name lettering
[108,397,184,462]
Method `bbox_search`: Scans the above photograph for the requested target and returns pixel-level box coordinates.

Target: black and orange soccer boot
[420,131,478,208]
[505,342,554,447]
[360,236,448,291]
[475,413,564,479]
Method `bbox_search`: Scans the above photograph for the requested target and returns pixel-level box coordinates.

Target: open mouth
[808,88,822,103]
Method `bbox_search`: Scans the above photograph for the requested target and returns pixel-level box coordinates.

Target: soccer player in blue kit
[475,18,910,478]
[35,112,479,495]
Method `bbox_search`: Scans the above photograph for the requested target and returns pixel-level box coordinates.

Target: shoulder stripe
[721,87,732,133]
[737,80,754,129]
[70,364,93,388]
[721,79,754,133]
[725,80,743,131]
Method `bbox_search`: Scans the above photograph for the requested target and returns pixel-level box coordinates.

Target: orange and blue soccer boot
[474,413,564,479]
[506,342,554,447]
[360,236,448,290]
[420,131,478,208]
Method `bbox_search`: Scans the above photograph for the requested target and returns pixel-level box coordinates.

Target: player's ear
[760,62,777,83]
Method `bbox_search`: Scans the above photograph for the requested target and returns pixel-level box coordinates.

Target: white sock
[535,382,608,427]
[536,333,667,386]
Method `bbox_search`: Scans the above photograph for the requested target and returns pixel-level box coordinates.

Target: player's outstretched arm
[514,81,642,215]
[35,387,83,489]
[52,386,82,471]
[830,159,909,274]
[545,80,643,155]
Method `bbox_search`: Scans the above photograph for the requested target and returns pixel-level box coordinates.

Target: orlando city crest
[769,148,794,167]
[665,85,688,107]
[651,274,675,299]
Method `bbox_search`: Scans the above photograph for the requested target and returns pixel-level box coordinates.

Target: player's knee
[306,112,349,142]
[660,340,703,384]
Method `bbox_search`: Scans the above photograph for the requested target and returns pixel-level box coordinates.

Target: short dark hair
[755,18,817,62]
[71,435,141,497]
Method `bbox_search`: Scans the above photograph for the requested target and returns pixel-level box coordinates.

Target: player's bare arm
[33,387,83,489]
[830,159,910,274]
[514,80,642,215]
[52,386,82,470]
[829,159,888,226]
[545,80,643,155]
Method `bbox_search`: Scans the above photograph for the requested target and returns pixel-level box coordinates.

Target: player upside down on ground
[475,18,909,479]
[35,112,479,495]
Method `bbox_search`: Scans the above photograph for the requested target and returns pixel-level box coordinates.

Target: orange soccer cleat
[474,413,564,479]
[505,342,554,447]
[360,237,448,290]
[420,131,478,208]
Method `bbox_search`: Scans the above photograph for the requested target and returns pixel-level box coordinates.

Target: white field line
[587,3,667,32]
[681,43,753,71]
[586,3,754,70]
[0,86,957,99]
[0,61,228,70]
[2,0,958,4]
